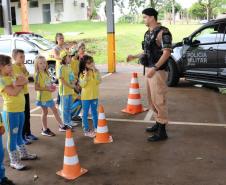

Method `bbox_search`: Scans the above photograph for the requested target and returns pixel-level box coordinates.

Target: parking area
[1,64,226,185]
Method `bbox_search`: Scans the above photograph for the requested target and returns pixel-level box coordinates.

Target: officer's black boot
[147,123,168,142]
[146,122,160,133]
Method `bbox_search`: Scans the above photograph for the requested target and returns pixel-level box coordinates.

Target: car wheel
[48,63,58,84]
[167,60,180,87]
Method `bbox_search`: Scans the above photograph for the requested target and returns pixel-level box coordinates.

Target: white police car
[0,32,57,82]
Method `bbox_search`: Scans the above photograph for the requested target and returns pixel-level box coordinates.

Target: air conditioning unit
[74,0,78,6]
[81,3,85,8]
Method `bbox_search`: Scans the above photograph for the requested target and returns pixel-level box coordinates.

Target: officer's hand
[127,55,135,62]
[146,68,156,78]
[0,126,5,135]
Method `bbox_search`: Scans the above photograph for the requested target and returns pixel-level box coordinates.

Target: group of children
[0,32,101,184]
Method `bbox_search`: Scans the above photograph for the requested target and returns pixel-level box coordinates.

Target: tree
[198,0,226,21]
[189,2,206,19]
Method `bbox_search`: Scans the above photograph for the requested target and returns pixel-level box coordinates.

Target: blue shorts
[36,100,55,108]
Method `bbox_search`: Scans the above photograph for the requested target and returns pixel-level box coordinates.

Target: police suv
[169,18,226,87]
[0,32,57,82]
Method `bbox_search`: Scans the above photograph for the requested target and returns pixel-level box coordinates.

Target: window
[192,25,219,44]
[15,40,35,53]
[29,0,39,8]
[0,40,11,53]
[55,0,64,12]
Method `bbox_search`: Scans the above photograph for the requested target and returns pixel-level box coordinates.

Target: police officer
[127,8,172,142]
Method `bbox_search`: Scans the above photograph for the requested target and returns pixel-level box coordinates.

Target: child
[0,114,15,185]
[12,49,38,145]
[79,55,101,137]
[77,42,86,60]
[70,48,82,124]
[0,55,37,171]
[58,51,76,127]
[34,56,69,137]
[52,33,66,107]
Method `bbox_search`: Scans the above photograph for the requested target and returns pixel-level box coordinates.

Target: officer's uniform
[143,26,172,124]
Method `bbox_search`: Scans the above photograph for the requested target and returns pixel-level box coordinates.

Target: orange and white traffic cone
[57,129,88,180]
[94,105,113,144]
[122,72,148,114]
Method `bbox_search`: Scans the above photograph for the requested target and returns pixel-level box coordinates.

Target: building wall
[61,0,87,22]
[10,0,87,25]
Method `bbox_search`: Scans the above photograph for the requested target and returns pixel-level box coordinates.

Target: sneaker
[10,162,26,170]
[20,153,37,160]
[41,128,56,137]
[0,177,15,185]
[23,138,32,145]
[84,131,95,138]
[59,125,70,132]
[71,116,82,123]
[25,134,38,141]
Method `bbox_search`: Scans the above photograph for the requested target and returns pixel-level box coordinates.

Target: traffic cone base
[122,106,148,115]
[57,167,88,180]
[94,135,113,144]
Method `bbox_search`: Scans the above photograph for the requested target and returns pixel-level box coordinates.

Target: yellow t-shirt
[34,72,52,102]
[70,58,80,80]
[79,71,101,100]
[12,64,29,94]
[0,76,25,112]
[59,65,74,96]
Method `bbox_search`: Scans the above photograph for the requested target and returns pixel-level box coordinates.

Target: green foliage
[189,2,206,19]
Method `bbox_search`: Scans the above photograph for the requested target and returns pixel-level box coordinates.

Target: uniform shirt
[12,64,29,94]
[143,26,172,69]
[34,71,52,102]
[79,70,101,100]
[58,65,74,96]
[70,58,80,80]
[0,76,25,112]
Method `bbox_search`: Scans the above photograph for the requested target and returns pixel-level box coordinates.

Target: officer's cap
[142,8,158,17]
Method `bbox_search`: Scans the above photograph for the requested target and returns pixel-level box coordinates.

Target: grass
[0,21,201,64]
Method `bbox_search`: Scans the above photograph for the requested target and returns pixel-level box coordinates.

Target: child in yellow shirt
[58,52,76,127]
[34,56,69,137]
[0,55,37,171]
[12,49,38,145]
[79,55,101,137]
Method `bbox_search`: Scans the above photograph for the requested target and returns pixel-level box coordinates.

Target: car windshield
[30,37,55,51]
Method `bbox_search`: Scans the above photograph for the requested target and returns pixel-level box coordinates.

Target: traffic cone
[122,72,148,114]
[56,129,88,180]
[94,105,113,144]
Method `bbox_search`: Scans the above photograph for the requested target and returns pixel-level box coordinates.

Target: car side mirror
[29,49,38,54]
[191,39,201,46]
[183,37,192,45]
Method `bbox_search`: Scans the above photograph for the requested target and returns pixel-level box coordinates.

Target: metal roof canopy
[1,0,116,73]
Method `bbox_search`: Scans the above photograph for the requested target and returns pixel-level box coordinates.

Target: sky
[176,0,198,8]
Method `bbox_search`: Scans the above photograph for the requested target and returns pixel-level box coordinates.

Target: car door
[14,39,38,76]
[0,39,12,56]
[217,23,226,85]
[183,24,219,80]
